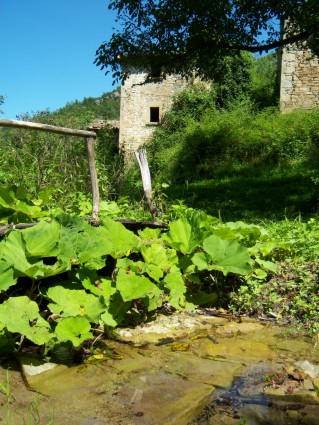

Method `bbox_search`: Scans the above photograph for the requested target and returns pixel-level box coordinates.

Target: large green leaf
[163,218,204,254]
[55,317,92,347]
[141,243,178,270]
[140,243,178,281]
[23,260,69,279]
[117,257,163,282]
[0,296,52,345]
[57,215,107,269]
[1,230,68,279]
[138,228,162,245]
[163,266,187,309]
[198,235,251,276]
[100,218,140,258]
[0,186,43,223]
[22,220,60,258]
[0,260,17,291]
[1,231,30,273]
[116,268,162,310]
[100,311,117,327]
[191,252,211,271]
[75,268,116,301]
[57,215,139,269]
[47,286,107,321]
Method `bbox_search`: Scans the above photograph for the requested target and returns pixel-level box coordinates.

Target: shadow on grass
[168,171,319,222]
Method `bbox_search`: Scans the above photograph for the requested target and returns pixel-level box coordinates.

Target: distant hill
[16,88,121,129]
[55,88,121,121]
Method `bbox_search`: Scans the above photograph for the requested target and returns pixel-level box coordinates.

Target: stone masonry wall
[119,72,187,154]
[280,45,319,112]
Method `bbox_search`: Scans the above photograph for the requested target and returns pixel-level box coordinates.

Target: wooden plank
[0,118,96,138]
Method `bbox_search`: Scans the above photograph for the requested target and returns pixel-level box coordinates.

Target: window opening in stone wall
[150,65,162,78]
[150,107,160,123]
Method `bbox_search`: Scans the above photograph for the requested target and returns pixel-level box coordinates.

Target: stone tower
[280,44,319,111]
[119,71,187,154]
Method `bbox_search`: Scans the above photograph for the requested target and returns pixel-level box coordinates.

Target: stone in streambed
[116,372,214,425]
[164,354,243,388]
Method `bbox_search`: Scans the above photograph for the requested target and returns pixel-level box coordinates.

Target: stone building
[280,44,319,112]
[108,43,319,153]
[119,71,187,154]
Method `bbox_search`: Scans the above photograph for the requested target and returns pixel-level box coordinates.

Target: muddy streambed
[1,312,319,424]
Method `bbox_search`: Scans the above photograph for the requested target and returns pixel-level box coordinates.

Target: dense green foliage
[96,0,319,82]
[231,218,319,334]
[0,188,281,355]
[250,52,279,108]
[0,89,121,208]
[148,104,319,185]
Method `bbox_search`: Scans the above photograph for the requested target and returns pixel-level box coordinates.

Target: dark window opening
[150,107,160,123]
[150,65,162,78]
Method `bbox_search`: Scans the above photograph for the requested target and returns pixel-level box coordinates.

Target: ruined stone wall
[119,72,187,154]
[280,45,319,112]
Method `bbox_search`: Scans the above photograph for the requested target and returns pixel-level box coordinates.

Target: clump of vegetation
[0,188,279,356]
[0,89,121,207]
[147,101,319,185]
[230,218,319,334]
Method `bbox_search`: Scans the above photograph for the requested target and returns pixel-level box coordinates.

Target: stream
[1,312,318,424]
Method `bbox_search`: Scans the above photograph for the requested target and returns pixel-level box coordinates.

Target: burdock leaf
[55,317,92,347]
[0,296,52,345]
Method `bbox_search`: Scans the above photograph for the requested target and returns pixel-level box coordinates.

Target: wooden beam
[0,118,96,138]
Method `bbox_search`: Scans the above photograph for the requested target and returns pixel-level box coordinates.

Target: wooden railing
[0,119,100,220]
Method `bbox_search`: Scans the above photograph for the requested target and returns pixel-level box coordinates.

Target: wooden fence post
[86,137,100,220]
[0,119,100,221]
[135,148,157,219]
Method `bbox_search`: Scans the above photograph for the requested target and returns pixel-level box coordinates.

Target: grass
[166,166,318,222]
[0,370,13,424]
[0,370,55,425]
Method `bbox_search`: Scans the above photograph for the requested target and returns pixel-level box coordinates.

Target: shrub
[146,104,319,184]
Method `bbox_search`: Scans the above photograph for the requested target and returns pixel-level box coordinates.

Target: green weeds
[0,371,55,424]
[230,218,319,333]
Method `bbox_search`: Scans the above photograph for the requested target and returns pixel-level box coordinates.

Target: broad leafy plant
[0,187,278,356]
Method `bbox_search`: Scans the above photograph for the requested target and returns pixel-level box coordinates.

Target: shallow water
[1,314,319,424]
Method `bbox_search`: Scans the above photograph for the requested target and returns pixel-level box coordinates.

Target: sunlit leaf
[163,266,187,309]
[22,220,60,258]
[116,268,162,310]
[202,235,252,276]
[0,296,52,345]
[100,217,140,258]
[47,286,107,321]
[0,260,17,291]
[163,218,204,254]
[55,317,92,347]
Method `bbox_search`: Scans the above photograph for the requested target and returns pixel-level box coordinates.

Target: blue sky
[0,0,118,118]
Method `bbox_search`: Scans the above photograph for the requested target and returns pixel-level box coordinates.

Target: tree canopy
[95,0,319,82]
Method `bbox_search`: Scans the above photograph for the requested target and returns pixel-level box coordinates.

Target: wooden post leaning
[135,148,157,220]
[0,118,100,220]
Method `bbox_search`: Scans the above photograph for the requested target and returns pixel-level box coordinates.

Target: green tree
[96,0,319,82]
[250,53,279,108]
